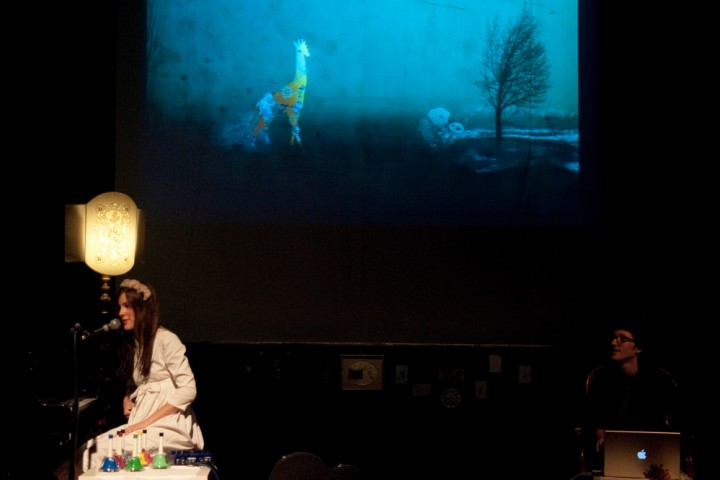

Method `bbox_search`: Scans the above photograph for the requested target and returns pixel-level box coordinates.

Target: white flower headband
[120,279,152,300]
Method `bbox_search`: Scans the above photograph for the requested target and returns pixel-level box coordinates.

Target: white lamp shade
[84,192,139,276]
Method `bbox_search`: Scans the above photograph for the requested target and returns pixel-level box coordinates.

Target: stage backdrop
[115,0,604,345]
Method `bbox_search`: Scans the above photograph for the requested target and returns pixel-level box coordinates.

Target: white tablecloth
[79,465,211,479]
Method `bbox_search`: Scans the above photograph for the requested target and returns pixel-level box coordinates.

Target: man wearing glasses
[580,324,679,472]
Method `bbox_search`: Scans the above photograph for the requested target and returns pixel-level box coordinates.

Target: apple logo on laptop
[636,449,647,460]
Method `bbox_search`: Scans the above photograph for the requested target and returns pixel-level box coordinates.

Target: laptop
[602,430,681,479]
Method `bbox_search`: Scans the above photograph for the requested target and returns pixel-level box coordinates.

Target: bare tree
[475,7,550,146]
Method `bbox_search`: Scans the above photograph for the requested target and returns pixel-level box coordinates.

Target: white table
[79,465,211,479]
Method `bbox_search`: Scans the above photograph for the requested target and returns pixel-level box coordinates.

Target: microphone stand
[69,323,83,480]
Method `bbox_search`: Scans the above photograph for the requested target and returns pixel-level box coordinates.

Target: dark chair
[574,367,600,474]
[269,452,363,480]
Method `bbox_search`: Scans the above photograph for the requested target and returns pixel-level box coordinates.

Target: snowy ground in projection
[141,106,582,227]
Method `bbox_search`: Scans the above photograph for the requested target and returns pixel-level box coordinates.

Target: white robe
[82,327,204,471]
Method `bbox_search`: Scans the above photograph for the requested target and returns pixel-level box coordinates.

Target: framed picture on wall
[341,355,384,391]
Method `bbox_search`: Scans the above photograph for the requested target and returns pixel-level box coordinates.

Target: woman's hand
[123,395,135,418]
[124,421,148,436]
[124,403,181,436]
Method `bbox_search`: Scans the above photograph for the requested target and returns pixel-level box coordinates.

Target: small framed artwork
[340,355,384,390]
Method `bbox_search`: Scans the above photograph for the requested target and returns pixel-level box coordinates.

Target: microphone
[81,318,122,340]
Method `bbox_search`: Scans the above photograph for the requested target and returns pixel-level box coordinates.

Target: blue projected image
[136,0,584,227]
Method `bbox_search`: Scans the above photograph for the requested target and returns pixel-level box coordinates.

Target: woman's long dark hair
[116,281,160,385]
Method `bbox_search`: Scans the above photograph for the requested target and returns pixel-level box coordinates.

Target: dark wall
[38,3,701,349]
[99,0,701,364]
[49,0,702,409]
[186,342,593,480]
[100,0,679,349]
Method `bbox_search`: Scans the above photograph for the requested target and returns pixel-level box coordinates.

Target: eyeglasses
[609,334,635,344]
